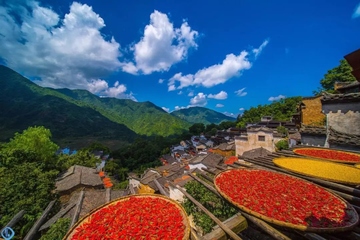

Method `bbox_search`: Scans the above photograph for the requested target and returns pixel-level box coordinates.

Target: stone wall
[301,96,325,126]
[327,110,360,135]
[329,143,360,152]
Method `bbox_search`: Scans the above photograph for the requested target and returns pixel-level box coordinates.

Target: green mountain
[0,65,190,147]
[0,65,139,148]
[53,88,191,136]
[171,107,235,125]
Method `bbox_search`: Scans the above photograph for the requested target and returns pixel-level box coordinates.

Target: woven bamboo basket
[273,157,360,185]
[214,169,359,233]
[293,148,360,163]
[63,194,190,240]
[355,163,360,168]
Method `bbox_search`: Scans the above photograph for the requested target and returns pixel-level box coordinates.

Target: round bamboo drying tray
[293,148,360,163]
[63,194,190,240]
[214,169,359,233]
[273,157,360,185]
[355,163,360,168]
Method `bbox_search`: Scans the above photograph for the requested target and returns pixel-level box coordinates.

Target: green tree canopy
[189,123,205,135]
[4,126,58,166]
[315,59,356,94]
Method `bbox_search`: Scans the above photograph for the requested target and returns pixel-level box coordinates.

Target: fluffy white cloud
[0,1,136,100]
[124,10,198,74]
[216,104,224,108]
[208,91,228,100]
[223,112,236,118]
[353,3,360,18]
[188,91,194,97]
[159,79,165,84]
[162,107,170,112]
[239,107,245,111]
[268,95,286,101]
[178,91,183,95]
[168,40,268,91]
[189,92,207,107]
[235,88,247,97]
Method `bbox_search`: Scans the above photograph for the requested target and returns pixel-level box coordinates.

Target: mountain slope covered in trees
[236,97,302,127]
[171,107,235,125]
[0,65,138,148]
[0,66,190,147]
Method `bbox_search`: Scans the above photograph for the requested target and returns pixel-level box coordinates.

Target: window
[258,135,265,141]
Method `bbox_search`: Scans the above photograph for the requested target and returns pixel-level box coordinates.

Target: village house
[321,92,360,151]
[235,126,282,156]
[211,141,235,156]
[295,96,326,127]
[55,165,104,196]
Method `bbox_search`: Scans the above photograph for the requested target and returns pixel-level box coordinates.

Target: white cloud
[223,112,236,118]
[159,79,165,84]
[124,10,198,74]
[268,95,286,101]
[174,106,187,111]
[352,3,360,18]
[189,92,207,107]
[168,85,176,91]
[208,91,228,100]
[235,88,248,97]
[188,91,194,97]
[162,107,170,112]
[252,39,269,57]
[168,40,268,91]
[239,107,245,111]
[216,104,224,108]
[178,91,183,95]
[0,1,135,100]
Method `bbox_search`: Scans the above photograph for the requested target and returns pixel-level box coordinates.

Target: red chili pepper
[294,148,360,163]
[215,169,355,228]
[70,196,186,240]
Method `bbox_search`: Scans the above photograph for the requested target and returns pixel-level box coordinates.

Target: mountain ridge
[171,106,235,125]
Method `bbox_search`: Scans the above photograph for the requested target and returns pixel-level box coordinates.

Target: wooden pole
[69,190,85,229]
[24,200,56,240]
[129,184,136,195]
[167,182,243,240]
[105,188,111,203]
[153,179,168,197]
[2,210,25,229]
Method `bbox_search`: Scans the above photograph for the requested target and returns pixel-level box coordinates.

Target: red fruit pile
[70,196,187,239]
[215,169,356,229]
[294,148,360,163]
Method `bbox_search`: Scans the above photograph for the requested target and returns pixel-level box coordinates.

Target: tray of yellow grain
[273,157,360,185]
[355,163,360,168]
[63,194,190,240]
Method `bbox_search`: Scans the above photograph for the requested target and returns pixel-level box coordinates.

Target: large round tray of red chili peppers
[293,148,360,163]
[64,194,190,240]
[214,169,359,232]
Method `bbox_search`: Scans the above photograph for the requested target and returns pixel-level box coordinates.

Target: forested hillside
[236,97,302,127]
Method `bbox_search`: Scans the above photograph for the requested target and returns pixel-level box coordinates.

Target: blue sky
[1,0,359,118]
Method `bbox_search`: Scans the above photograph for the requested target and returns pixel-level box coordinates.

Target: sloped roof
[328,127,360,146]
[247,126,273,133]
[242,147,271,159]
[321,92,360,103]
[289,132,301,141]
[201,153,223,168]
[55,165,103,193]
[213,142,235,151]
[300,125,326,135]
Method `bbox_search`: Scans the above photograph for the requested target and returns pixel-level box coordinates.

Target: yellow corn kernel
[273,157,360,185]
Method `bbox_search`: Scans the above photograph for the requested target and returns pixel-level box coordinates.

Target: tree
[315,59,356,94]
[4,126,58,168]
[39,218,70,240]
[189,123,205,135]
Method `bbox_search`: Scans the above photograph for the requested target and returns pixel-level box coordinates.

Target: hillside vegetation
[236,97,302,127]
[171,106,235,125]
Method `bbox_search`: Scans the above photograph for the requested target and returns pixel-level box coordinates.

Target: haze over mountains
[0,65,234,147]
